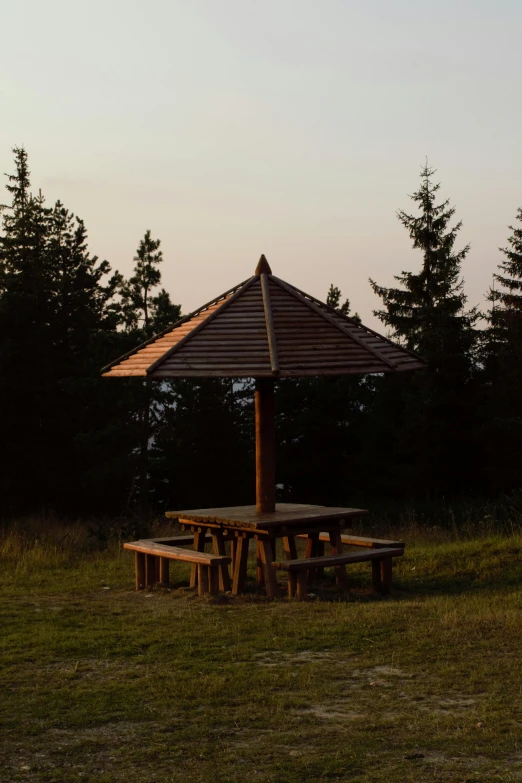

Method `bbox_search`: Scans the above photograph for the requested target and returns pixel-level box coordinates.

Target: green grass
[1,521,521,783]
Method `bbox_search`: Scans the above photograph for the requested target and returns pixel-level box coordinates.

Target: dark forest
[2,147,521,526]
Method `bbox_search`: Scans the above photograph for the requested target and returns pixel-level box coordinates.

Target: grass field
[1,520,521,783]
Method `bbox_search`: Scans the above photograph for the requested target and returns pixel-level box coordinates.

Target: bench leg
[316,540,325,578]
[232,535,249,596]
[296,571,308,601]
[212,531,231,593]
[256,541,265,586]
[190,529,207,588]
[145,554,157,589]
[380,557,393,595]
[198,564,209,596]
[371,559,382,593]
[283,536,297,598]
[209,566,220,596]
[135,552,146,590]
[329,531,348,592]
[259,538,280,599]
[305,532,319,583]
[159,557,169,586]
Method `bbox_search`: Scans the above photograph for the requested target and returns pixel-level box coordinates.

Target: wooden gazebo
[103,255,425,514]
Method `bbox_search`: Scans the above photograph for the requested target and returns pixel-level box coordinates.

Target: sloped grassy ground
[1,523,521,783]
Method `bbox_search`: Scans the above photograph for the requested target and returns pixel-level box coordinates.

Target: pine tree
[369,163,479,497]
[0,147,125,513]
[370,163,478,371]
[119,231,181,519]
[326,284,360,321]
[480,208,522,492]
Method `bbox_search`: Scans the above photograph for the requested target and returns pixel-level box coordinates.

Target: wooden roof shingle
[102,256,426,378]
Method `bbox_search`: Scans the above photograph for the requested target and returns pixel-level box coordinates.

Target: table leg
[329,530,348,591]
[145,554,156,589]
[135,552,146,590]
[159,557,169,585]
[283,536,297,598]
[211,531,231,592]
[306,532,320,584]
[232,534,249,595]
[259,538,280,599]
[256,541,265,586]
[190,528,207,588]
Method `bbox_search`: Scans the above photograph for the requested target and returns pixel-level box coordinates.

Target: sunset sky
[2,0,521,328]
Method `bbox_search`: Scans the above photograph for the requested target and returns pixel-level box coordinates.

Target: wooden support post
[212,531,231,592]
[209,566,220,596]
[380,557,393,595]
[371,559,382,593]
[305,532,319,583]
[255,378,275,513]
[283,536,297,598]
[135,551,146,590]
[232,535,250,596]
[190,528,207,588]
[256,541,265,586]
[145,554,156,589]
[296,571,308,601]
[259,538,280,599]
[329,530,348,592]
[198,564,209,596]
[159,557,169,586]
[229,538,236,569]
[316,540,325,578]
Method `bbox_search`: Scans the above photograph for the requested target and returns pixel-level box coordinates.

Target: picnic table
[125,502,405,599]
[165,503,371,598]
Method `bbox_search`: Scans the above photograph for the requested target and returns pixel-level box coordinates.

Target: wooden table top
[165,503,368,531]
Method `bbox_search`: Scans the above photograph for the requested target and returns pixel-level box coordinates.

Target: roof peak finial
[255,254,272,275]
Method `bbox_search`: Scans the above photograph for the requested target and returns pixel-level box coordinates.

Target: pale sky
[2,0,521,328]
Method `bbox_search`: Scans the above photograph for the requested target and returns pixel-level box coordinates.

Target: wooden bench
[272,547,404,600]
[124,539,231,596]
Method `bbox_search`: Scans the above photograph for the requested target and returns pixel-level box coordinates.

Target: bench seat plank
[272,547,404,571]
[124,540,230,566]
[296,533,404,549]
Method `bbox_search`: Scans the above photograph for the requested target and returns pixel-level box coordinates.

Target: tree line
[1,148,521,520]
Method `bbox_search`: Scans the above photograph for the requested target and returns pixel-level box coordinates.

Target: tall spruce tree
[119,231,181,518]
[0,147,124,513]
[480,208,522,492]
[369,163,479,497]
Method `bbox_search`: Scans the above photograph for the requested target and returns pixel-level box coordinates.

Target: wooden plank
[153,534,211,546]
[259,539,281,599]
[146,276,259,374]
[166,503,368,530]
[296,533,404,550]
[272,547,404,570]
[260,272,279,373]
[123,540,230,566]
[135,551,146,590]
[271,276,397,369]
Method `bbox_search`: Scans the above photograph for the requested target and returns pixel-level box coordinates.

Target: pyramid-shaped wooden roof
[102,256,426,378]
